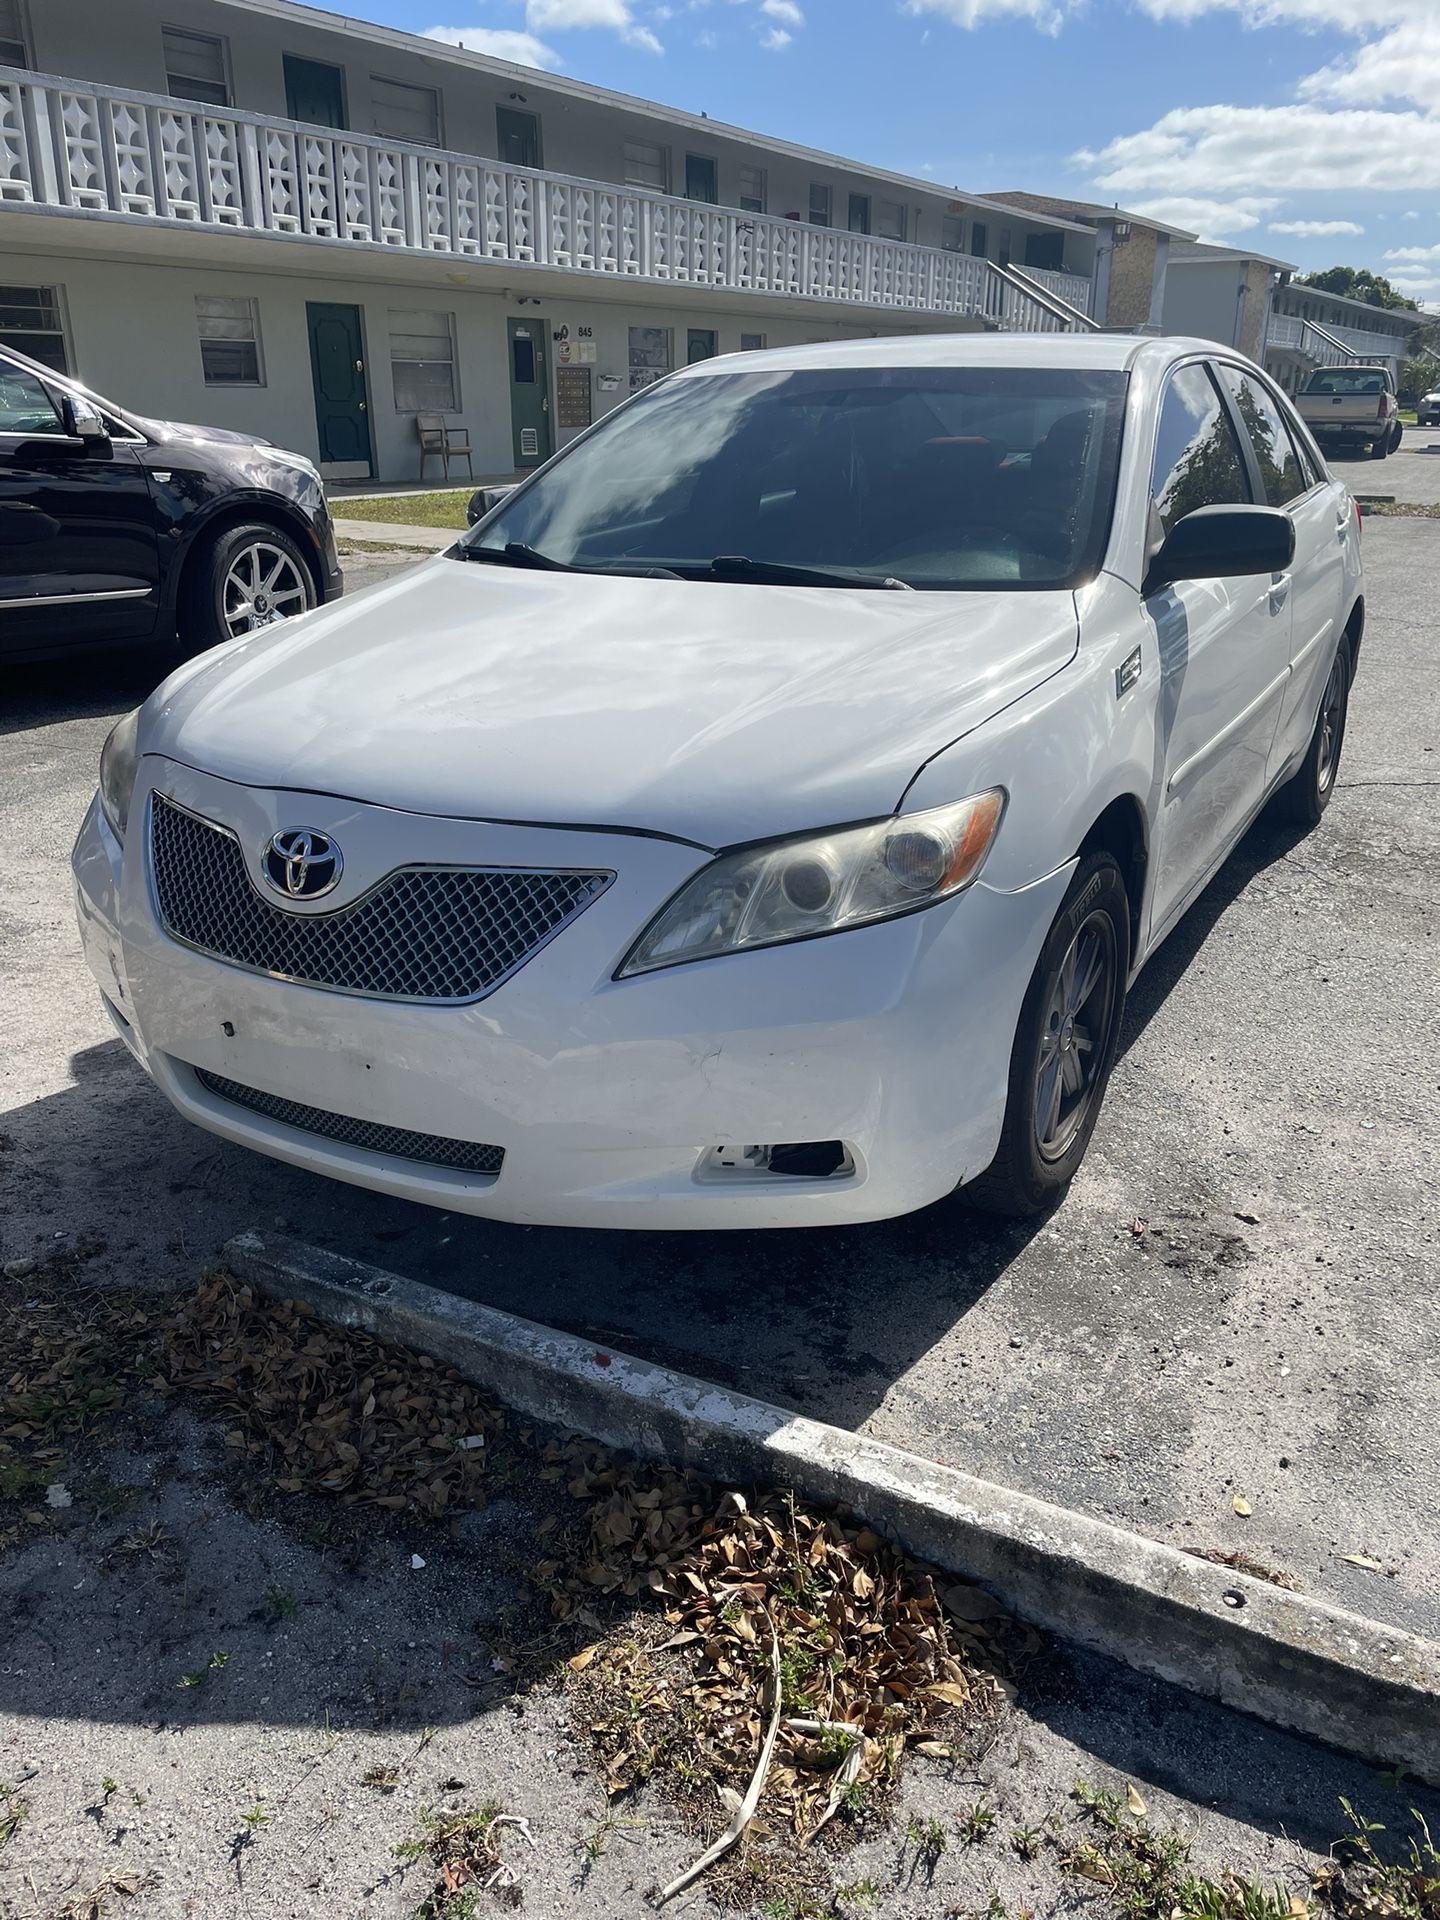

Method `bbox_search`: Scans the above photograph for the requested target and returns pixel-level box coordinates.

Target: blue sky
[370,0,1438,306]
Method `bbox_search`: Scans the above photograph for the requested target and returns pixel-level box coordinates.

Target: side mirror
[1144,504,1295,597]
[466,483,515,526]
[60,392,111,446]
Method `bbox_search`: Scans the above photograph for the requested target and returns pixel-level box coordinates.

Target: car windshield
[1305,370,1387,395]
[462,365,1128,591]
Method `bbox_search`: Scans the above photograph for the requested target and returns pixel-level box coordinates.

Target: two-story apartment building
[1160,239,1419,392]
[0,0,1098,482]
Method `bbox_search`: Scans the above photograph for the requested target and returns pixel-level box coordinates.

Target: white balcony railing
[1268,310,1411,367]
[1015,265,1094,315]
[0,65,1092,333]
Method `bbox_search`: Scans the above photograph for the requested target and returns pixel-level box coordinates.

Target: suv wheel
[184,523,316,653]
[963,852,1130,1218]
[1370,432,1389,460]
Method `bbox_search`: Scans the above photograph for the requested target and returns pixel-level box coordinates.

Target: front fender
[901,574,1159,900]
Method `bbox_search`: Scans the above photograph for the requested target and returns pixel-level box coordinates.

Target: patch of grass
[1365,501,1440,517]
[333,489,474,531]
[261,1585,301,1624]
[906,1813,949,1868]
[0,1780,29,1849]
[959,1798,997,1846]
[177,1649,230,1689]
[240,1801,270,1830]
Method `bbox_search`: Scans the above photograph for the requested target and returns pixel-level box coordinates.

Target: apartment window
[196,294,263,386]
[685,154,717,204]
[0,283,69,372]
[970,222,988,258]
[372,75,441,148]
[876,199,907,242]
[496,107,541,170]
[847,193,870,235]
[0,0,30,67]
[623,138,667,193]
[390,309,457,412]
[942,214,966,253]
[1024,231,1065,271]
[808,183,832,228]
[162,26,231,108]
[687,328,717,364]
[738,165,766,214]
[628,324,670,391]
[740,332,766,352]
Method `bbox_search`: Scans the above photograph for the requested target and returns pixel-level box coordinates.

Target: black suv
[0,343,342,664]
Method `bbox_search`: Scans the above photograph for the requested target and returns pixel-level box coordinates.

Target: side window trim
[1147,354,1255,540]
[1206,358,1267,507]
[1213,357,1315,511]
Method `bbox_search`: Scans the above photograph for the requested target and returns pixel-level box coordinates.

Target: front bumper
[73,760,1069,1230]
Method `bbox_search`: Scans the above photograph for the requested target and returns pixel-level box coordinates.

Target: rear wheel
[1274,644,1349,828]
[182,522,316,655]
[964,852,1130,1218]
[1370,432,1389,460]
[1390,421,1405,453]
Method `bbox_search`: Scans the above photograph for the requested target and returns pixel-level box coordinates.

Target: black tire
[1273,643,1349,828]
[964,852,1130,1218]
[1390,422,1404,453]
[1370,432,1389,461]
[181,521,316,655]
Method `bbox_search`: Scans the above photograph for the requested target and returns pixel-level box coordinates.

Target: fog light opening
[702,1141,855,1181]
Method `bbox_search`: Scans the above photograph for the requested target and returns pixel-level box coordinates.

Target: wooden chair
[417,414,474,482]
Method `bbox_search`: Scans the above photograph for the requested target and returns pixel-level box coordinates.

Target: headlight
[266,446,323,484]
[98,708,141,840]
[618,790,1005,978]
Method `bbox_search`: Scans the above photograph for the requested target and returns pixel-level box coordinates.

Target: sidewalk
[332,518,455,551]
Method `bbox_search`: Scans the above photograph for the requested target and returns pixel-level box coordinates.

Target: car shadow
[0,645,170,738]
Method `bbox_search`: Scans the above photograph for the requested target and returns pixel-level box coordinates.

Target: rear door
[0,354,160,654]
[1215,362,1349,781]
[1144,358,1293,938]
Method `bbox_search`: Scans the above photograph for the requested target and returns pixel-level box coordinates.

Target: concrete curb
[226,1230,1440,1783]
[332,519,455,551]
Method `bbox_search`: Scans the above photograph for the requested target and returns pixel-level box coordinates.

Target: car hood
[150,559,1079,847]
[139,416,273,448]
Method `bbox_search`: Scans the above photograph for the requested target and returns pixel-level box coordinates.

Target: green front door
[507,318,552,468]
[306,302,373,478]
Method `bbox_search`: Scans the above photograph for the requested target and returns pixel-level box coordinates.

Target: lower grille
[194,1069,504,1177]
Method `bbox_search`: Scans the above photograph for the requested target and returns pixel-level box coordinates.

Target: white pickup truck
[1296,365,1403,461]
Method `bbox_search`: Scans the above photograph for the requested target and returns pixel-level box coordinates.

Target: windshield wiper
[704,554,912,591]
[458,542,683,581]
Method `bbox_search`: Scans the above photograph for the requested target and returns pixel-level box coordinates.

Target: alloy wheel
[1315,653,1347,796]
[222,542,311,638]
[1034,909,1118,1164]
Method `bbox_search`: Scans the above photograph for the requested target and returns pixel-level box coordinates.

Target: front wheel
[183,522,316,654]
[964,852,1130,1218]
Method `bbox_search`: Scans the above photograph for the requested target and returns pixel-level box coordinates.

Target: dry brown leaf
[1126,1783,1147,1816]
[1232,1495,1253,1517]
[568,1645,600,1673]
[1341,1552,1384,1572]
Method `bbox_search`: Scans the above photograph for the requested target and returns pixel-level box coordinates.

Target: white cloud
[1270,218,1365,236]
[759,24,792,46]
[423,24,563,66]
[760,0,804,21]
[1300,22,1440,110]
[1128,193,1279,237]
[1078,105,1440,195]
[900,0,1074,34]
[695,24,718,41]
[526,0,664,50]
[1385,244,1440,261]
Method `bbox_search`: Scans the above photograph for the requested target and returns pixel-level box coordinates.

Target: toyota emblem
[263,827,342,901]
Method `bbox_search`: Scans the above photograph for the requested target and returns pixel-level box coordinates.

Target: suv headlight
[618,790,1005,978]
[98,708,141,840]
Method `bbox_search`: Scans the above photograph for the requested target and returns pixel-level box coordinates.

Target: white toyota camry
[74,335,1362,1229]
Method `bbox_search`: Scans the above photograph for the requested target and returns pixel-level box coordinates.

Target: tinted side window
[0,361,63,435]
[1218,364,1307,508]
[1150,362,1250,536]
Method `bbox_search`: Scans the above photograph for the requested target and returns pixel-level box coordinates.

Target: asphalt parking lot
[3,517,1437,1651]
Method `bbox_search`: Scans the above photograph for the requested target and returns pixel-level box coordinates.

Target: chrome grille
[150,795,612,1002]
[194,1069,504,1176]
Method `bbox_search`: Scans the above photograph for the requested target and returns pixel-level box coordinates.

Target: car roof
[674,333,1219,378]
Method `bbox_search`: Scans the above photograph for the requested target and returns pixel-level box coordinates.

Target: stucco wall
[5,247,947,481]
[1162,260,1243,348]
[1104,226,1161,330]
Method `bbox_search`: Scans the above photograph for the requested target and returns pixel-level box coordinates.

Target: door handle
[355,359,364,371]
[1268,573,1290,613]
[358,401,367,411]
